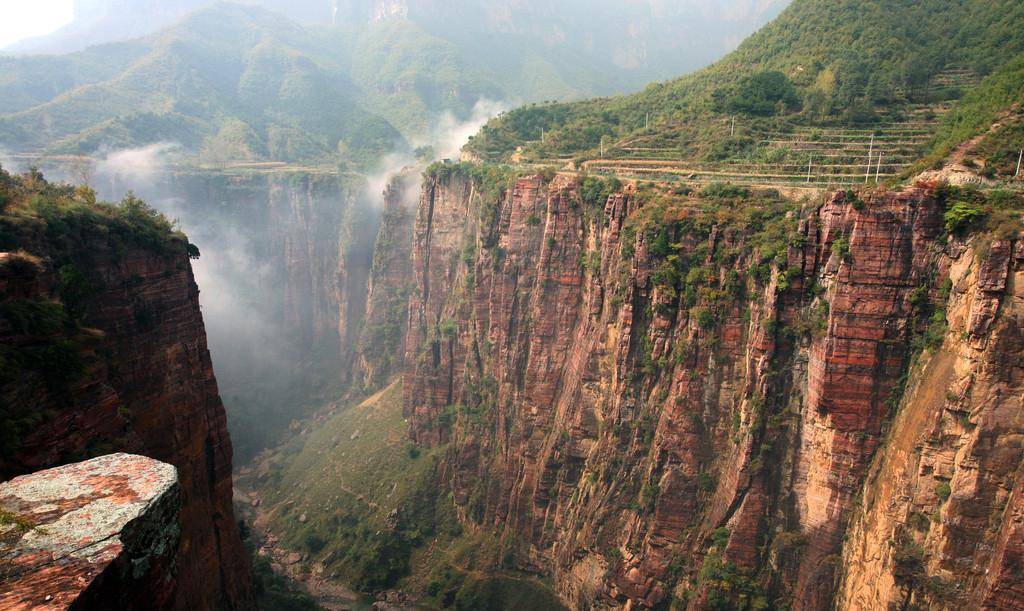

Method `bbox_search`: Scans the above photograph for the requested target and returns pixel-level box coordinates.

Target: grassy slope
[922,56,1024,169]
[466,0,1024,163]
[255,381,429,527]
[248,381,446,591]
[244,379,566,609]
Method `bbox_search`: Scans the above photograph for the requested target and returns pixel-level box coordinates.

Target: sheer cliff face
[97,170,394,459]
[0,228,253,608]
[400,171,1023,609]
[839,239,1024,610]
[356,172,419,390]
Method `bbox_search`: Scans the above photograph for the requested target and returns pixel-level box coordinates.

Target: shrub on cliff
[579,175,622,209]
[937,186,1024,240]
[943,202,983,235]
[453,576,565,611]
[0,295,88,458]
[701,183,750,200]
[699,550,769,611]
[251,556,318,611]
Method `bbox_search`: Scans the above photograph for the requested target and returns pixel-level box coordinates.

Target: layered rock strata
[399,170,1023,609]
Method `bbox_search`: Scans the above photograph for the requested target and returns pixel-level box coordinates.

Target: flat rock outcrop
[0,454,180,610]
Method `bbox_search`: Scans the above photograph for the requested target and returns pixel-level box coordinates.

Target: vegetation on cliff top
[933,183,1024,241]
[0,166,189,259]
[0,165,194,460]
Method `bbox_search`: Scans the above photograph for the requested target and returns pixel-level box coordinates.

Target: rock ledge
[0,453,180,610]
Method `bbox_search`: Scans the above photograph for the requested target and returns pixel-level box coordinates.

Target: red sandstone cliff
[0,176,253,609]
[399,169,1023,609]
[839,238,1024,609]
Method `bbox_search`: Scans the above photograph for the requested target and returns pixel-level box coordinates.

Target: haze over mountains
[0,0,788,166]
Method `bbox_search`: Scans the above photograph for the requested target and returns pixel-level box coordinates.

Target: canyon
[2,102,1021,611]
[247,160,1023,609]
[87,168,407,460]
[2,0,1023,608]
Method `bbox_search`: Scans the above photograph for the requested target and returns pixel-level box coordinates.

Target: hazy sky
[0,1,74,49]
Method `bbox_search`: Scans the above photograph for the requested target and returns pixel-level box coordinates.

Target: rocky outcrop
[398,169,1023,609]
[0,454,180,610]
[785,188,945,608]
[0,179,253,609]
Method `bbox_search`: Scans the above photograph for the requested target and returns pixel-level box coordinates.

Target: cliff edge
[0,169,253,609]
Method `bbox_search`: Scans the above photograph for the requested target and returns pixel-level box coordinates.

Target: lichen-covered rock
[0,454,180,610]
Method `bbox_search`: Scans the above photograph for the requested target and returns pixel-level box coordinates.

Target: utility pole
[1016,149,1022,179]
[807,155,813,183]
[600,136,605,158]
[865,134,874,183]
[731,116,736,137]
[541,128,545,144]
[645,113,650,130]
[876,152,883,183]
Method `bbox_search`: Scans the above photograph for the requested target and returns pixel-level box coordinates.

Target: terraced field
[521,68,988,191]
[580,106,948,191]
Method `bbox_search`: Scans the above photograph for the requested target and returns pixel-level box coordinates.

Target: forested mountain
[0,1,789,166]
[1,4,402,164]
[4,0,330,55]
[467,0,1024,163]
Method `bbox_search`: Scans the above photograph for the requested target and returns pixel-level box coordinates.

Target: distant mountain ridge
[4,0,334,55]
[0,0,790,167]
[0,4,400,164]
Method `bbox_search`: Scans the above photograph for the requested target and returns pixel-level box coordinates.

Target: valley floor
[233,381,566,611]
